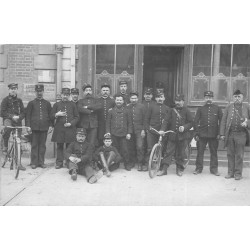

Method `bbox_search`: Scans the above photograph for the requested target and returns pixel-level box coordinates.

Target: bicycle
[148,127,175,178]
[1,126,31,179]
[148,127,194,178]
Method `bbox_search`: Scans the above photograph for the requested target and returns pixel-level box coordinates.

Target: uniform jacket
[51,100,79,143]
[127,103,145,134]
[142,100,156,114]
[161,106,193,141]
[97,96,115,140]
[93,145,122,164]
[106,105,132,137]
[145,102,171,132]
[220,103,250,147]
[194,103,223,138]
[0,95,25,124]
[77,96,102,129]
[65,140,94,164]
[25,98,52,131]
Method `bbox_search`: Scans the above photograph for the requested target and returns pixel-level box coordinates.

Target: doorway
[143,46,184,107]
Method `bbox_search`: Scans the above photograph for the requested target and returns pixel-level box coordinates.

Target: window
[95,45,135,94]
[191,44,250,103]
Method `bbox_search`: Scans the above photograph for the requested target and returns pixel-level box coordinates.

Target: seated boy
[94,134,122,176]
[65,128,103,183]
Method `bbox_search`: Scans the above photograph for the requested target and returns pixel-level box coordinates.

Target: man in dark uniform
[65,128,103,184]
[193,91,223,176]
[117,80,130,105]
[71,88,79,105]
[220,89,250,180]
[77,84,102,146]
[158,94,193,177]
[25,84,53,169]
[97,84,115,146]
[106,94,132,171]
[127,92,146,171]
[51,88,79,169]
[0,83,26,170]
[142,87,155,113]
[145,92,171,169]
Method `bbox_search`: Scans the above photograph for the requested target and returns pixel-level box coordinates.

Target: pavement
[1,156,250,206]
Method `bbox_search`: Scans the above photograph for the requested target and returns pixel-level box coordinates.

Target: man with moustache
[51,88,79,169]
[77,84,102,146]
[158,94,193,177]
[65,128,103,183]
[127,92,146,171]
[97,84,115,146]
[193,91,223,176]
[142,87,155,113]
[106,94,132,171]
[220,89,250,180]
[145,92,171,170]
[117,80,130,105]
[25,84,53,169]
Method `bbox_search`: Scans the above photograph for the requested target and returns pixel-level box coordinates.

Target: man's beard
[206,100,212,104]
[102,94,108,98]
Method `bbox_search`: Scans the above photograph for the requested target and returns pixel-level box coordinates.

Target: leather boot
[157,164,168,176]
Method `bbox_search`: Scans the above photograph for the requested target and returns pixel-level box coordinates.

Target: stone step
[189,150,250,167]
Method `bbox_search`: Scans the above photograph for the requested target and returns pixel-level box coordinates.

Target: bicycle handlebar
[150,127,175,135]
[4,126,30,129]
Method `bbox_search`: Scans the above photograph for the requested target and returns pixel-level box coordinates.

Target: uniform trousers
[56,143,70,167]
[227,131,247,177]
[128,132,145,164]
[111,135,129,166]
[31,130,48,166]
[162,139,188,171]
[195,137,218,172]
[68,161,95,181]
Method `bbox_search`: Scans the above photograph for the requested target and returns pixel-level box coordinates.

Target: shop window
[116,45,135,74]
[96,45,115,74]
[191,44,250,103]
[95,45,135,95]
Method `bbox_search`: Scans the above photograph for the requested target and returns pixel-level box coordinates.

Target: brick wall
[3,45,38,103]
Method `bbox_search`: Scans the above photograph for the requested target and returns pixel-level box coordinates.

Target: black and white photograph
[1,1,250,250]
[1,43,250,205]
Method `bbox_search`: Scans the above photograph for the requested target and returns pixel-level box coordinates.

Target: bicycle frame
[1,126,30,179]
[148,127,175,178]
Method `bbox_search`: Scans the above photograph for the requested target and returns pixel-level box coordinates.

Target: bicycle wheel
[148,144,162,178]
[13,140,21,179]
[183,144,191,168]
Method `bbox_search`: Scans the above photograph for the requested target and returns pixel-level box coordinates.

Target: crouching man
[94,134,122,177]
[65,128,103,183]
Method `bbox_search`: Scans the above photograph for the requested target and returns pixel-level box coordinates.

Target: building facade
[1,44,250,108]
[1,44,250,156]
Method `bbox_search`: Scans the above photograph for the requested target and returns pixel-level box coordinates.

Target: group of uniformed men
[1,81,250,183]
